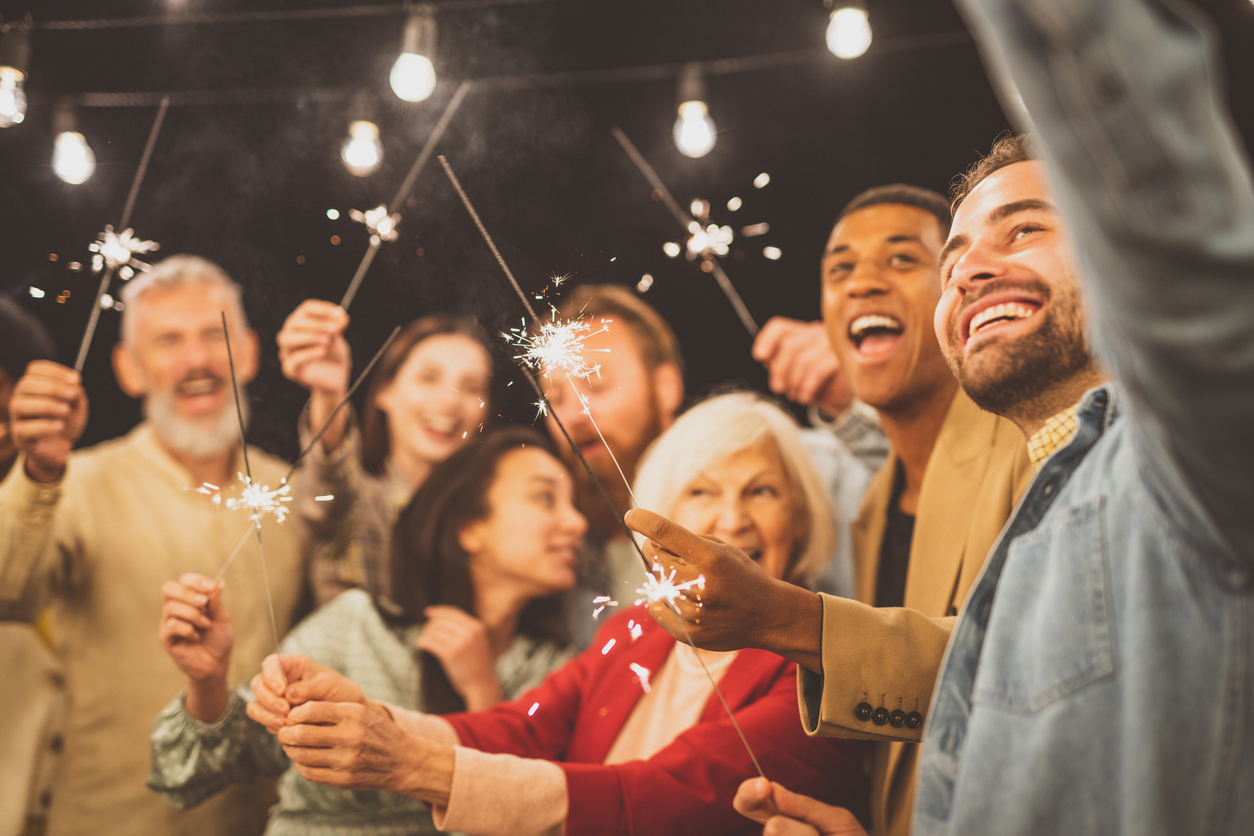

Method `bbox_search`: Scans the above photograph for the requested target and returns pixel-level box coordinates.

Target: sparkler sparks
[635,562,706,608]
[350,204,401,244]
[89,226,160,278]
[629,662,652,693]
[592,595,619,620]
[194,474,293,523]
[504,312,609,381]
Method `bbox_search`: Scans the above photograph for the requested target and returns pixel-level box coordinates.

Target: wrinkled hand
[752,317,852,416]
[415,606,503,711]
[246,653,366,733]
[159,573,233,684]
[9,361,88,483]
[734,778,867,836]
[625,509,823,671]
[277,700,455,804]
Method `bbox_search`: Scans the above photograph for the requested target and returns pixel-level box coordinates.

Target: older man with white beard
[0,255,308,836]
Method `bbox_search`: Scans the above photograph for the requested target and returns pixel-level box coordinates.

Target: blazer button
[905,711,923,730]
[854,702,873,722]
[872,708,889,726]
[889,710,906,728]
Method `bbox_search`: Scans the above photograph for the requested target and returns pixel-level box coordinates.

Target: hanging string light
[673,63,716,159]
[390,4,437,103]
[826,2,873,59]
[0,15,31,128]
[52,100,96,184]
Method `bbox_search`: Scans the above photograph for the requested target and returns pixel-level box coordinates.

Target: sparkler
[438,154,765,779]
[610,127,759,336]
[74,97,170,373]
[339,80,472,310]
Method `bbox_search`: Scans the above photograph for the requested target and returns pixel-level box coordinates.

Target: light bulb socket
[348,90,377,123]
[401,5,437,57]
[53,98,78,135]
[0,16,32,75]
[825,0,867,9]
[677,63,706,110]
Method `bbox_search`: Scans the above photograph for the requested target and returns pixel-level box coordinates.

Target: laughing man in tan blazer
[662,184,1033,836]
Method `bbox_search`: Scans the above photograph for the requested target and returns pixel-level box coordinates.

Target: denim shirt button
[855,702,873,722]
[905,711,924,730]
[889,709,907,728]
[872,707,890,726]
[978,598,993,625]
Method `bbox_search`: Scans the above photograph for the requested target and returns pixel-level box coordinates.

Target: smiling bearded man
[0,255,308,836]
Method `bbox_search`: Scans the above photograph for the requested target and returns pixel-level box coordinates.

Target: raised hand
[276,300,352,450]
[158,573,233,722]
[625,508,823,673]
[734,778,867,836]
[9,360,88,483]
[414,605,503,711]
[751,317,852,416]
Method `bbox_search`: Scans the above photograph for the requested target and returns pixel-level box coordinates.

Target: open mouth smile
[847,313,905,360]
[960,293,1045,346]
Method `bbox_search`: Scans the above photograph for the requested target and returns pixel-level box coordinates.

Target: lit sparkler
[635,563,706,608]
[89,225,160,278]
[195,474,293,524]
[592,595,619,620]
[629,662,652,693]
[504,312,609,381]
[350,204,401,244]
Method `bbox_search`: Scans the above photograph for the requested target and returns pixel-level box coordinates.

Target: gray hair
[632,391,837,586]
[119,255,248,345]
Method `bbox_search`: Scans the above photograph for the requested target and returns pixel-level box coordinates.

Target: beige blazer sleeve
[0,458,70,622]
[797,593,953,743]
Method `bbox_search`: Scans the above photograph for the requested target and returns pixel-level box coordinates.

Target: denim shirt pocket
[972,496,1117,713]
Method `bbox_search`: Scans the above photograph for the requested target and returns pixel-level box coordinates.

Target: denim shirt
[916,0,1254,833]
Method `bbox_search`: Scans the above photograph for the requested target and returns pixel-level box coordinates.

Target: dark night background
[2,0,1252,461]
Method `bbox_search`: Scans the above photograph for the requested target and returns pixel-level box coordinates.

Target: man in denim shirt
[626,0,1254,832]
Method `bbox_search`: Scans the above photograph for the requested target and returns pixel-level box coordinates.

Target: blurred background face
[669,437,802,581]
[374,333,491,467]
[460,446,586,596]
[125,282,254,458]
[935,162,1092,417]
[543,322,663,537]
[821,204,953,414]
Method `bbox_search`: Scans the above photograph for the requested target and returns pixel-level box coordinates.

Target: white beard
[145,386,246,460]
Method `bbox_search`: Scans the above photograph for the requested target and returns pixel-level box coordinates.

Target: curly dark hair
[950,134,1036,212]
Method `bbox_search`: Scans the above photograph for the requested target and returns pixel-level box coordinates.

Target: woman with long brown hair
[150,427,582,835]
[277,300,492,611]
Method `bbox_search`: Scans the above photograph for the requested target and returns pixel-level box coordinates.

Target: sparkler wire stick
[438,155,767,778]
[609,127,759,336]
[220,313,280,651]
[74,96,171,373]
[282,325,401,483]
[215,520,259,581]
[339,80,473,310]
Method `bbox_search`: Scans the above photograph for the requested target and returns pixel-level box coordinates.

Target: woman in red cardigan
[247,393,871,835]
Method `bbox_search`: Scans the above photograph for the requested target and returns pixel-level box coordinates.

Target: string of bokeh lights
[1,3,918,186]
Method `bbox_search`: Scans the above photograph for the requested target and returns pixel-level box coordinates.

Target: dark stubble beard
[947,277,1096,420]
[562,390,663,543]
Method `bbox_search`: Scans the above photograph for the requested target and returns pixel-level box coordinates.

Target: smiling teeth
[178,379,219,396]
[970,303,1036,336]
[849,314,903,338]
[426,416,458,434]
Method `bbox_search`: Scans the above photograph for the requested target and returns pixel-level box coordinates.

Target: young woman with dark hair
[277,299,495,608]
[149,427,582,835]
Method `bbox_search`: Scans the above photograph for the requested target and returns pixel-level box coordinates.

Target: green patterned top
[148,589,573,836]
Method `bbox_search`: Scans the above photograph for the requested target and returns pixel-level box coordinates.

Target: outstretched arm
[958,0,1254,570]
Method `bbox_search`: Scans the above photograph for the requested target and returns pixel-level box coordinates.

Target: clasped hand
[247,654,453,803]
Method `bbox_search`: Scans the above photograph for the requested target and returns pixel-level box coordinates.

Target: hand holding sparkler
[8,360,88,484]
[277,300,353,452]
[734,778,867,836]
[625,508,824,673]
[158,573,233,723]
[246,653,370,733]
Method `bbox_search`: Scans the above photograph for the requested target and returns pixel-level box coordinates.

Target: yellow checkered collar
[1027,406,1080,467]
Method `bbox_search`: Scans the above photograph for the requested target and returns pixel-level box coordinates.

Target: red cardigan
[443,606,870,835]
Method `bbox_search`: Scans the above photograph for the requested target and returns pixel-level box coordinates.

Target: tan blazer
[798,388,1034,836]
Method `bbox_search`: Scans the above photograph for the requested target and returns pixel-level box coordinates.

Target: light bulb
[826,7,873,59]
[390,52,436,103]
[342,121,382,176]
[0,67,25,127]
[53,131,96,184]
[673,101,716,158]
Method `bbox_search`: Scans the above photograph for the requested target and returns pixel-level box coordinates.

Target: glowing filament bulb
[0,67,25,128]
[342,121,382,176]
[673,101,716,158]
[826,7,873,59]
[391,53,437,103]
[53,131,96,184]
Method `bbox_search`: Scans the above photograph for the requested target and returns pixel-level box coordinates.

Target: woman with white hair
[245,391,870,836]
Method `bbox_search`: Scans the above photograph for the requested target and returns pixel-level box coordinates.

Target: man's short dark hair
[0,296,56,381]
[835,184,952,238]
[951,134,1036,212]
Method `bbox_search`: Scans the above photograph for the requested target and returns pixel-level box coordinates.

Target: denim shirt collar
[913,384,1117,831]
